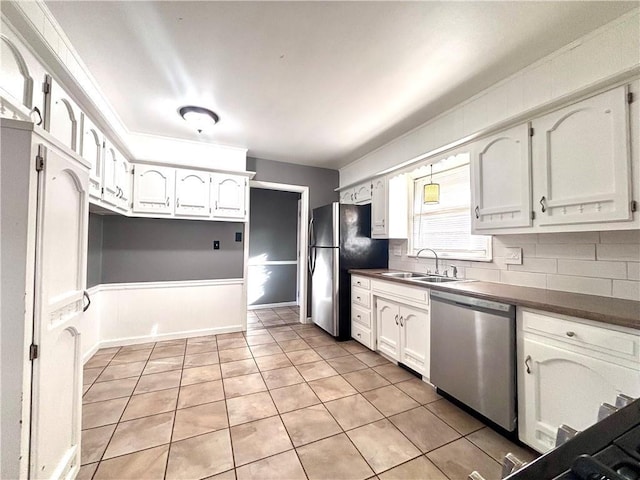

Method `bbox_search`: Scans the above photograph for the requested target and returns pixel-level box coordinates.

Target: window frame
[408,153,493,262]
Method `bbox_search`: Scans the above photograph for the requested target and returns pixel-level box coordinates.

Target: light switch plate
[504,247,522,265]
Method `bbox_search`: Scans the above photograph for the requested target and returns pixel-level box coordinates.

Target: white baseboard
[82,342,101,364]
[248,301,297,310]
[99,325,245,349]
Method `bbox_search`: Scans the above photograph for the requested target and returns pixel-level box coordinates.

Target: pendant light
[423,164,440,204]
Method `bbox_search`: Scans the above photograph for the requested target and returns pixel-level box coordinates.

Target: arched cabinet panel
[0,34,34,117]
[44,75,79,153]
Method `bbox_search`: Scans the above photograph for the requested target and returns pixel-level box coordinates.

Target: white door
[519,337,640,453]
[132,164,175,215]
[399,305,429,377]
[340,189,354,204]
[371,177,387,236]
[471,123,532,231]
[532,85,632,226]
[31,140,89,479]
[101,144,118,207]
[353,183,372,204]
[212,174,246,219]
[175,168,211,217]
[80,116,103,200]
[115,158,131,213]
[44,76,79,153]
[376,298,400,361]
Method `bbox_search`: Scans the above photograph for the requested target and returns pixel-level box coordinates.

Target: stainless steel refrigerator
[309,202,388,339]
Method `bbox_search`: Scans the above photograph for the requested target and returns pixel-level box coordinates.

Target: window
[411,154,491,261]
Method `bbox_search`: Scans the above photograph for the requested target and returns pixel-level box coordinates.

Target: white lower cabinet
[375,296,429,377]
[517,309,640,453]
[351,275,373,348]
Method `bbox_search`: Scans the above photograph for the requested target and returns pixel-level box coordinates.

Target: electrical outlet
[504,247,522,265]
[213,240,220,250]
[235,232,242,242]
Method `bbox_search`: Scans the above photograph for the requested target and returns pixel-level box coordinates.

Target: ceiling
[46,1,636,169]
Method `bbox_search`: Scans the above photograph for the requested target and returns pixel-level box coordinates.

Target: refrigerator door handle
[308,247,317,275]
[308,217,315,247]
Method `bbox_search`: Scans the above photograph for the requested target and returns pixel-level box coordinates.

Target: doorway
[246,181,309,325]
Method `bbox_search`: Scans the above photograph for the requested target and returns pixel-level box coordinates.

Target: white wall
[340,9,640,186]
[390,231,640,301]
[92,280,245,351]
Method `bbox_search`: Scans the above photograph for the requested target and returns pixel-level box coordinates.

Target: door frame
[247,180,309,324]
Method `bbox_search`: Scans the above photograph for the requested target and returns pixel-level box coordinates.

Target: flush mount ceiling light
[179,106,219,133]
[423,164,440,204]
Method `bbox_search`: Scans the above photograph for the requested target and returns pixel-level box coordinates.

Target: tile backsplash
[388,231,640,301]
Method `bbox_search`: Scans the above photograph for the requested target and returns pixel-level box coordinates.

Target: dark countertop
[349,269,640,331]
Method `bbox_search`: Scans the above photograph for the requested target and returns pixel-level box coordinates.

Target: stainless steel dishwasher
[430,290,516,432]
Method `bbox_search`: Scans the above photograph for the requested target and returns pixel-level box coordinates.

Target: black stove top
[506,399,640,480]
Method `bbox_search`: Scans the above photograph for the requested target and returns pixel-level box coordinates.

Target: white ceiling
[46,1,636,169]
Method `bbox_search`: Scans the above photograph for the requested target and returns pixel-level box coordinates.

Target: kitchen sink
[411,276,463,284]
[381,272,427,279]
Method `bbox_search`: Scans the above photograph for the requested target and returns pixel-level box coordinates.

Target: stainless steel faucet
[416,248,439,275]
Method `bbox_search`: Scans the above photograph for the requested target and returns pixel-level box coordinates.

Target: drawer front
[351,275,371,290]
[352,286,371,308]
[371,279,429,305]
[351,322,372,349]
[352,305,371,328]
[522,310,640,363]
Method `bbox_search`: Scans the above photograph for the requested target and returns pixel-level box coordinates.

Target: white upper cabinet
[101,141,118,206]
[43,75,79,153]
[80,114,103,200]
[211,173,247,220]
[114,156,131,213]
[371,177,387,236]
[340,188,354,204]
[353,182,372,204]
[471,123,532,231]
[175,168,211,217]
[0,34,34,116]
[532,86,632,226]
[132,164,175,215]
[371,174,408,239]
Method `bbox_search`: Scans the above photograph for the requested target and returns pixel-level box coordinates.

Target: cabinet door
[175,168,210,217]
[340,188,355,204]
[211,174,246,219]
[30,139,89,479]
[371,177,387,236]
[101,142,118,206]
[400,305,429,377]
[80,115,103,200]
[519,337,640,453]
[471,123,532,231]
[376,298,400,361]
[44,75,79,153]
[115,158,131,212]
[353,183,372,204]
[132,164,175,215]
[532,86,631,226]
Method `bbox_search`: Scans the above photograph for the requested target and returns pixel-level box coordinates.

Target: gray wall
[87,214,103,288]
[249,189,300,305]
[90,215,244,284]
[247,157,339,210]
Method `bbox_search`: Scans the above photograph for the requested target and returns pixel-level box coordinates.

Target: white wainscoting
[81,279,245,361]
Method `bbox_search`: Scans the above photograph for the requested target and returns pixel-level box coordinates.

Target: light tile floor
[80,306,537,480]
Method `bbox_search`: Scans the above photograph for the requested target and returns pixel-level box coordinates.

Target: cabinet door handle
[394,314,399,325]
[166,196,170,206]
[540,196,546,213]
[356,315,361,319]
[399,316,404,327]
[356,296,361,301]
[82,290,91,312]
[356,332,361,338]
[566,331,575,337]
[176,198,180,208]
[351,193,354,201]
[475,205,480,219]
[525,355,532,374]
[356,281,361,286]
